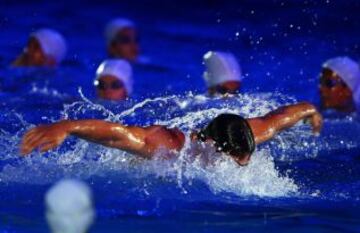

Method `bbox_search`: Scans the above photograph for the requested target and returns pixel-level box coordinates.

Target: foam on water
[0,92,322,197]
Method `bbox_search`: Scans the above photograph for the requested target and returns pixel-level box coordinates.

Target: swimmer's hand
[307,111,323,135]
[303,110,323,135]
[20,121,71,155]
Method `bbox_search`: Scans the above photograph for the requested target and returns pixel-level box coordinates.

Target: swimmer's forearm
[61,120,146,151]
[20,119,148,156]
[268,102,319,130]
[62,119,129,141]
[272,102,323,135]
[248,102,322,144]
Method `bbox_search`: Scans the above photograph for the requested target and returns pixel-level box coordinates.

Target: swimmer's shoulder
[143,125,178,132]
[143,125,185,152]
[144,125,185,139]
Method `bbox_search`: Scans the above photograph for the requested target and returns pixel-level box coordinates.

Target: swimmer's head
[195,114,255,165]
[95,59,133,101]
[45,179,95,233]
[320,57,360,111]
[105,18,139,62]
[203,51,242,95]
[23,29,67,66]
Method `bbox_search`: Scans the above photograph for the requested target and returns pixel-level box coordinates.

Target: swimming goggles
[215,86,239,94]
[320,77,347,88]
[95,79,124,90]
[113,35,140,44]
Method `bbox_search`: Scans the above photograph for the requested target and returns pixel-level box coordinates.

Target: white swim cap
[95,59,134,95]
[105,18,135,46]
[323,56,360,107]
[31,29,67,65]
[323,57,360,92]
[203,51,242,88]
[45,179,95,233]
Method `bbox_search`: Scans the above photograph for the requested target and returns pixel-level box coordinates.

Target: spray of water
[0,91,321,197]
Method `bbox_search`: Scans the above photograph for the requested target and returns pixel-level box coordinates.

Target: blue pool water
[1,0,360,232]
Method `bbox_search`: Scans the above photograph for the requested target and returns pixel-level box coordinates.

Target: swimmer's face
[108,28,140,62]
[190,131,250,165]
[230,154,251,166]
[95,75,128,101]
[319,68,354,111]
[208,81,241,95]
[24,37,46,66]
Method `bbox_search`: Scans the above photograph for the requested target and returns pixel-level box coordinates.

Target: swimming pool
[0,0,360,232]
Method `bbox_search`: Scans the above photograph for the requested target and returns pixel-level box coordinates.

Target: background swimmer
[21,102,322,166]
[94,59,133,101]
[203,51,242,95]
[319,56,360,112]
[105,18,140,62]
[12,29,67,67]
[45,179,95,233]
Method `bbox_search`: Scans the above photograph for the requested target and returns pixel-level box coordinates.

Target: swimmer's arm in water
[247,102,323,145]
[20,120,152,157]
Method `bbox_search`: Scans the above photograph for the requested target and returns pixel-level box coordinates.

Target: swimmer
[105,18,140,62]
[203,51,242,95]
[21,102,322,166]
[12,28,67,67]
[320,56,360,112]
[94,59,133,101]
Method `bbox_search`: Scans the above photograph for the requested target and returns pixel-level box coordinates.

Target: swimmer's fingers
[39,135,68,153]
[39,140,59,153]
[22,125,49,143]
[21,140,40,156]
[23,131,46,149]
[21,135,53,155]
[20,145,32,156]
[28,133,66,154]
[21,126,47,155]
[20,123,69,156]
[20,135,44,155]
[22,127,42,142]
[310,112,323,135]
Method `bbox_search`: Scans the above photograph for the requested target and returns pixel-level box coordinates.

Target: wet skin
[21,102,322,166]
[95,75,128,101]
[208,81,241,95]
[108,28,140,62]
[12,37,56,67]
[319,68,355,112]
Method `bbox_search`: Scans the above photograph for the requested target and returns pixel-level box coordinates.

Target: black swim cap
[197,114,255,158]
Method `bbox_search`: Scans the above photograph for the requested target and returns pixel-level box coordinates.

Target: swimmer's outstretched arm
[20,120,152,157]
[247,102,323,145]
